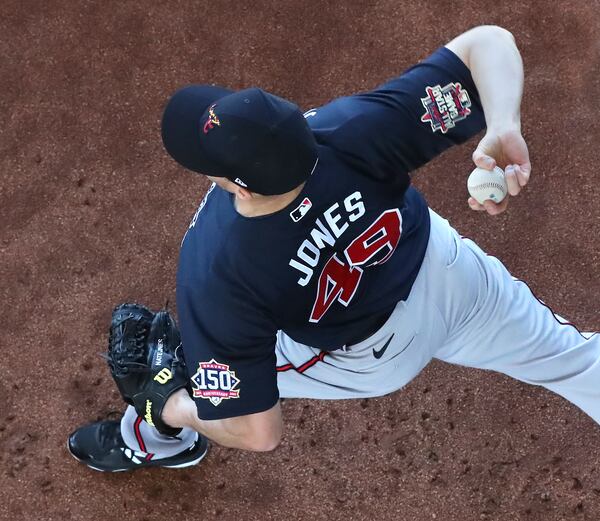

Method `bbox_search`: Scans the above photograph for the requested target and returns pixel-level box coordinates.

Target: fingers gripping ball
[106,304,189,436]
[467,166,508,205]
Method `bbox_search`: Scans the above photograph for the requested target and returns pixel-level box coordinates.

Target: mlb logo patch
[420,82,471,134]
[290,197,312,222]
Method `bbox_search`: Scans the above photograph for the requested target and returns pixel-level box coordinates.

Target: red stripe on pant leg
[134,415,148,453]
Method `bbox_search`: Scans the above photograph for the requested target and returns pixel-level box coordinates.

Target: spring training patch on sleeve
[420,82,472,133]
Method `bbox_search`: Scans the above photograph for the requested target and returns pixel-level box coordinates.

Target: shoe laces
[97,421,123,450]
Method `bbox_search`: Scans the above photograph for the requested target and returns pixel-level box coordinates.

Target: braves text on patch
[290,197,313,222]
[203,104,221,134]
[420,82,471,134]
[191,359,240,406]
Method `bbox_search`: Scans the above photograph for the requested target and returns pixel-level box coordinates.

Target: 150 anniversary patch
[420,82,471,133]
[191,359,240,406]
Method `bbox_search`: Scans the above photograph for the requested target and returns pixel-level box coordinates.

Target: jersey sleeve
[308,47,486,187]
[176,278,279,420]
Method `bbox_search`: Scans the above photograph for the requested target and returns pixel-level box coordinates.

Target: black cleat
[67,420,209,472]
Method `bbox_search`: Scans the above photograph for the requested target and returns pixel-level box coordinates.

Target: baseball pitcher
[68,26,600,472]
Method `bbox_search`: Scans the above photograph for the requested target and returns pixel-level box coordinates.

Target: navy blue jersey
[177,47,485,420]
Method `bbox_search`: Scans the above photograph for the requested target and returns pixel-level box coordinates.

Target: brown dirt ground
[1,1,600,520]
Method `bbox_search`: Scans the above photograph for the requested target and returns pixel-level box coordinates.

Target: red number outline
[344,209,402,267]
[309,254,363,323]
[309,209,403,323]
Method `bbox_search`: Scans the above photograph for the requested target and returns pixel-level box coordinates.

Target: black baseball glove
[105,303,188,436]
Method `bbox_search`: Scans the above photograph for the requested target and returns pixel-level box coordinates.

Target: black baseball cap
[161,85,318,196]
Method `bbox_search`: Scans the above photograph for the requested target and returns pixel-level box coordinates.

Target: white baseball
[467,166,508,205]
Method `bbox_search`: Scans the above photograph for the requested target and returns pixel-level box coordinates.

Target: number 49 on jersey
[310,209,402,322]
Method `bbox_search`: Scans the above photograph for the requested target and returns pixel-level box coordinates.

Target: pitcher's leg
[434,235,600,423]
[120,404,199,458]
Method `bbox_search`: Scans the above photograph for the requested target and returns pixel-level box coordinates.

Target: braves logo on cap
[203,104,221,134]
[420,82,471,134]
[290,197,313,222]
